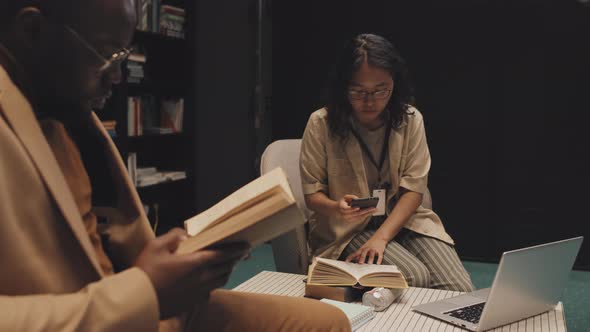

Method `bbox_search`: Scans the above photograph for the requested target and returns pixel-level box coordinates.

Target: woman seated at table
[300,33,474,291]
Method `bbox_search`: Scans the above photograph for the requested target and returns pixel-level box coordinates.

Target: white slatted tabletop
[233,271,567,332]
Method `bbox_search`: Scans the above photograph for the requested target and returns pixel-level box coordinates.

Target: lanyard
[350,122,392,186]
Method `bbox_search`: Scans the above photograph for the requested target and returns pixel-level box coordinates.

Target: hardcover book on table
[307,257,408,289]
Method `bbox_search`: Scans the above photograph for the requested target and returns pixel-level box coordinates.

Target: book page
[316,257,401,281]
[184,167,294,236]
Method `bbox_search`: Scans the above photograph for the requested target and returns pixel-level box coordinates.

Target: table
[233,271,567,332]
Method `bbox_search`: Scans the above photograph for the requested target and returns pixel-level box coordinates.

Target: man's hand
[134,228,250,319]
[334,194,376,222]
[345,236,388,264]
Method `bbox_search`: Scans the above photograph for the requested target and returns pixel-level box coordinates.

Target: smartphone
[349,197,379,209]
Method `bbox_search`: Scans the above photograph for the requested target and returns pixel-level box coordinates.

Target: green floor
[226,244,590,332]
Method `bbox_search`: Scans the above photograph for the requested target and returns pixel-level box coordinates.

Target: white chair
[260,139,433,274]
[260,139,310,274]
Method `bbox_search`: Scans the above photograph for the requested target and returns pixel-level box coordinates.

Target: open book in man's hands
[307,257,408,289]
[176,167,305,254]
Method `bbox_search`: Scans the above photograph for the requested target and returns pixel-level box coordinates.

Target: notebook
[320,298,375,331]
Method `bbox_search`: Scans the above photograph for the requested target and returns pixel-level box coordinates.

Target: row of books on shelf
[127,152,187,188]
[127,96,184,136]
[136,0,186,38]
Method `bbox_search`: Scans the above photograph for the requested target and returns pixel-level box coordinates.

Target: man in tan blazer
[0,1,349,331]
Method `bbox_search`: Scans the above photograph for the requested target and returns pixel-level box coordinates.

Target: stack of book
[101,120,117,137]
[126,53,146,84]
[159,5,185,38]
[136,167,187,187]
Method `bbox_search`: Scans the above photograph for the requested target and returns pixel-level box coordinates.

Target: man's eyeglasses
[63,25,133,73]
[348,89,392,100]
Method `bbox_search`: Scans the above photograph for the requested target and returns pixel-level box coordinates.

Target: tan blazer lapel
[0,70,104,277]
[344,136,370,198]
[90,113,155,266]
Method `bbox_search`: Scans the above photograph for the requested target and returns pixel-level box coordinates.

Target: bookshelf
[99,0,195,235]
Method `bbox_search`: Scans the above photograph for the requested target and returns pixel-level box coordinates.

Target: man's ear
[13,7,44,50]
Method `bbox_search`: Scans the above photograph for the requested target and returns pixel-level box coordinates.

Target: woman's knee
[429,268,475,292]
[443,276,475,292]
[402,262,431,288]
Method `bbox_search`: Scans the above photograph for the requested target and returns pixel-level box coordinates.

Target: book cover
[304,283,365,302]
[176,167,306,254]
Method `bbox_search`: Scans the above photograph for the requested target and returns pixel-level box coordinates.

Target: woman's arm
[345,189,422,264]
[373,189,422,243]
[305,191,375,222]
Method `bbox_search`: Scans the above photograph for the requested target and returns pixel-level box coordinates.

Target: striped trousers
[342,229,475,292]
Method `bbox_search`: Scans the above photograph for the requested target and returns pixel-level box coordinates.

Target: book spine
[127,152,137,186]
[127,97,135,136]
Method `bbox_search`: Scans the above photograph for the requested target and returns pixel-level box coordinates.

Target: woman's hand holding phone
[334,194,376,222]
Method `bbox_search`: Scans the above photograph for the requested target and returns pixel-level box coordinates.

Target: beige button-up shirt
[300,107,454,260]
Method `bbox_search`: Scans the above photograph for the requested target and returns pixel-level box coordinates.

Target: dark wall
[272,0,590,268]
[193,0,258,211]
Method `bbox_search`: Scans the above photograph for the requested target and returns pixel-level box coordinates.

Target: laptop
[412,236,583,331]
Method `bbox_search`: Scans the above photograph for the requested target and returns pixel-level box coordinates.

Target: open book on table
[307,257,408,289]
[176,167,305,254]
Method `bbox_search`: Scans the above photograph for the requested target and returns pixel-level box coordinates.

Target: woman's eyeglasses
[347,89,392,100]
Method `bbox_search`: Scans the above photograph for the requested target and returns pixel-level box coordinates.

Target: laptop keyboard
[446,302,485,324]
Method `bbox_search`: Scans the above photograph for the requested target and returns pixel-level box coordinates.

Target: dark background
[189,0,589,268]
[268,0,590,268]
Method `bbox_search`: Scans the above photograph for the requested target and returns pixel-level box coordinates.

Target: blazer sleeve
[0,268,160,332]
[399,110,431,195]
[300,112,329,195]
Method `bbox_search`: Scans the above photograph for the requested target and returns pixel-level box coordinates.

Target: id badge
[372,189,386,216]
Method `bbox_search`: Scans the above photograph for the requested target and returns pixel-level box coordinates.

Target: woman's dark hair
[324,34,415,140]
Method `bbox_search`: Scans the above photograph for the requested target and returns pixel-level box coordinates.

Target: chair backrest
[260,139,310,274]
[259,139,434,274]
